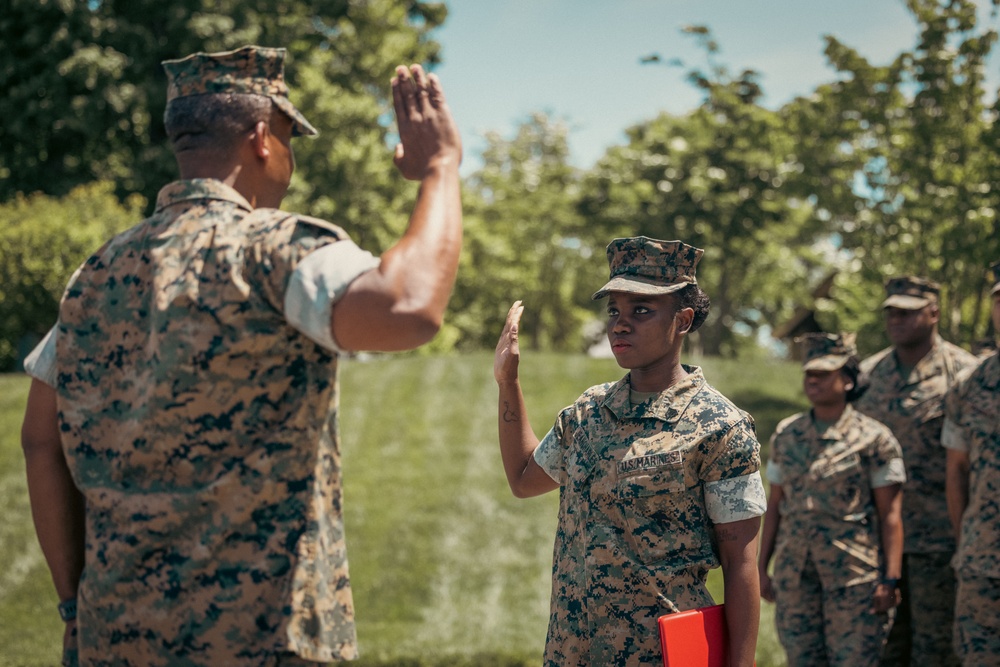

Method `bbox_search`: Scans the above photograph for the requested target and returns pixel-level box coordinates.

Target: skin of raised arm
[21,379,85,651]
[332,64,463,352]
[757,483,783,603]
[945,448,970,542]
[870,483,903,612]
[716,516,762,667]
[494,301,559,499]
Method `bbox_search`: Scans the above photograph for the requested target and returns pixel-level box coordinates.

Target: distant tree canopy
[0,0,445,248]
[0,183,144,371]
[1,0,998,369]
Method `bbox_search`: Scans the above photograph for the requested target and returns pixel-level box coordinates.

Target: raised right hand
[494,301,524,385]
[391,64,462,180]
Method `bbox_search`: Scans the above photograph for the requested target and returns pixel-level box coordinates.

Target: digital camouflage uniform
[24,47,382,667]
[856,277,978,667]
[533,367,767,666]
[768,402,905,667]
[941,263,1000,665]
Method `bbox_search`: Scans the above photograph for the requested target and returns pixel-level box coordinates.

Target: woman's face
[803,368,851,408]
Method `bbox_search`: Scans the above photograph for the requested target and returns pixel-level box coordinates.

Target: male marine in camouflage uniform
[493,237,766,666]
[20,45,462,666]
[760,333,905,666]
[942,261,1000,666]
[855,276,978,666]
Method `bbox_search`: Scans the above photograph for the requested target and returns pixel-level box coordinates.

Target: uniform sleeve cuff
[23,327,57,387]
[284,241,380,352]
[705,472,767,523]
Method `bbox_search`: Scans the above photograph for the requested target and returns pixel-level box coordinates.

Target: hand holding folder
[658,603,755,667]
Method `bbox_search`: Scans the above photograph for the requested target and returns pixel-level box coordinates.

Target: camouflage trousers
[879,551,960,667]
[775,557,893,667]
[954,575,1000,667]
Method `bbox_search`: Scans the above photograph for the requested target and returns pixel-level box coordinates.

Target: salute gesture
[391,64,462,180]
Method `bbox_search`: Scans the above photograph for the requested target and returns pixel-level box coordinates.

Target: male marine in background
[20,45,462,666]
[855,276,978,667]
[942,260,1000,666]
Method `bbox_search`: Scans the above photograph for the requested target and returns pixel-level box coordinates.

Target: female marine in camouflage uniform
[758,333,906,666]
[495,237,767,666]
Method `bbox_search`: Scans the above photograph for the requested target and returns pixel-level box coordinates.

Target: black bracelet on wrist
[57,598,77,622]
[880,577,900,589]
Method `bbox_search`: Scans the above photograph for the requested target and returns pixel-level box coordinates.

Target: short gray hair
[164,92,273,153]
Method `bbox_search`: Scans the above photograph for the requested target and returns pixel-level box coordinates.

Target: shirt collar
[896,335,947,383]
[603,365,706,422]
[813,403,856,440]
[154,179,254,214]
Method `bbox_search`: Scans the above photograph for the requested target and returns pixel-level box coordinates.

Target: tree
[450,113,599,352]
[790,0,1000,350]
[579,27,823,356]
[0,0,447,251]
[0,183,144,371]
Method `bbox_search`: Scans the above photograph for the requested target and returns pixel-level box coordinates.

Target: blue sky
[431,1,999,175]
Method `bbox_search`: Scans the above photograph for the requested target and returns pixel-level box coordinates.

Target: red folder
[659,603,752,667]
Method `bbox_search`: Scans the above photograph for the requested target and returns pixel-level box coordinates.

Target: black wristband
[57,598,77,622]
[880,577,900,589]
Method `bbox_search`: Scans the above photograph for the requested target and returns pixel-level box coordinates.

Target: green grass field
[0,353,804,666]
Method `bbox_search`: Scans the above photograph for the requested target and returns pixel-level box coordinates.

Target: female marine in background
[758,333,905,667]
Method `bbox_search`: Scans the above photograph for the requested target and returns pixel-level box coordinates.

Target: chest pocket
[813,451,867,517]
[616,462,704,565]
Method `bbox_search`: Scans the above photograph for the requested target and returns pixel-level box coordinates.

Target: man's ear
[249,120,271,160]
[676,306,695,335]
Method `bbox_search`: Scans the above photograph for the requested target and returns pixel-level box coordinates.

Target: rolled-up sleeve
[533,427,566,485]
[705,471,767,523]
[284,241,380,351]
[23,327,57,387]
[870,457,907,488]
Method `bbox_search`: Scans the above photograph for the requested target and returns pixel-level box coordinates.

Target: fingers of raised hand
[507,301,524,336]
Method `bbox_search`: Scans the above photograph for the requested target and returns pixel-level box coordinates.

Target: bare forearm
[717,517,761,667]
[879,514,903,580]
[497,380,541,497]
[723,555,760,667]
[946,452,970,541]
[378,163,462,328]
[24,447,85,600]
[757,491,782,572]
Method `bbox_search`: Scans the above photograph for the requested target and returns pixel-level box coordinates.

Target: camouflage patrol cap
[592,236,703,300]
[162,45,317,137]
[797,332,858,372]
[881,275,940,310]
[990,260,1000,295]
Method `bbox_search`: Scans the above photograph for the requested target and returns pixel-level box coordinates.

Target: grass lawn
[0,352,803,666]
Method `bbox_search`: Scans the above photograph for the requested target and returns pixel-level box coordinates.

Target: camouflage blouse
[767,405,905,592]
[943,353,1000,578]
[30,179,379,665]
[855,338,978,553]
[533,366,766,666]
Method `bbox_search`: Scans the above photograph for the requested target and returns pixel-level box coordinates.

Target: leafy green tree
[791,0,1000,349]
[0,0,446,251]
[0,182,145,371]
[449,113,599,352]
[579,28,823,356]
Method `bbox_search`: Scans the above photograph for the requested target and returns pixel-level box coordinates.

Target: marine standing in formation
[854,276,979,666]
[759,332,905,666]
[942,261,1000,667]
[20,45,462,666]
[493,236,767,666]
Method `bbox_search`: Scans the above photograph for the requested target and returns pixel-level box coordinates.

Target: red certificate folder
[659,603,753,667]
